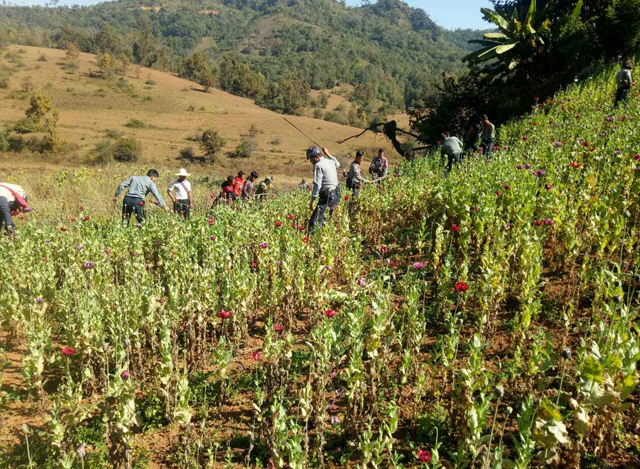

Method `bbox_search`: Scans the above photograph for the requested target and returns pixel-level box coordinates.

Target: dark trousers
[309,188,340,233]
[446,151,461,176]
[464,142,477,156]
[0,196,15,233]
[174,199,190,219]
[615,87,630,106]
[122,196,145,225]
[481,140,494,159]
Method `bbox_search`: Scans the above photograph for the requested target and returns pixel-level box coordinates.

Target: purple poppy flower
[45,239,51,244]
[120,370,131,381]
[524,163,532,170]
[553,142,562,148]
[35,297,44,303]
[330,416,341,425]
[104,248,111,254]
[521,136,528,141]
[209,236,216,241]
[276,261,282,266]
[502,184,511,190]
[412,262,424,270]
[76,244,84,251]
[357,278,366,286]
[516,164,523,170]
[83,261,95,270]
[614,150,621,155]
[260,242,269,248]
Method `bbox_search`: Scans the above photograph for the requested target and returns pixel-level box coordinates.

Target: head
[378,149,385,158]
[250,170,259,181]
[301,177,307,183]
[480,114,489,124]
[147,169,160,181]
[442,131,451,139]
[306,145,323,165]
[227,175,234,183]
[237,170,244,179]
[355,150,364,164]
[265,177,272,185]
[624,62,633,70]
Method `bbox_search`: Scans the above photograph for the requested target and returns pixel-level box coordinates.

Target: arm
[149,181,167,207]
[167,183,177,204]
[187,190,193,207]
[113,177,132,203]
[381,159,388,177]
[310,164,322,210]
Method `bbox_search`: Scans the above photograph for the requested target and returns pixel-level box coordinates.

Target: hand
[112,197,118,204]
[322,147,330,156]
[189,203,193,209]
[163,205,171,212]
[309,200,315,212]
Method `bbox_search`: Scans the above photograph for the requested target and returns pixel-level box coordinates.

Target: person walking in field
[242,171,258,200]
[297,177,310,191]
[307,145,341,233]
[347,151,370,199]
[441,132,463,177]
[233,171,245,198]
[479,114,495,159]
[0,182,30,236]
[167,168,192,219]
[615,62,633,107]
[369,149,388,181]
[113,169,169,224]
[255,177,272,198]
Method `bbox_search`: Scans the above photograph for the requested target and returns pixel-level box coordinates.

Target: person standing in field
[347,151,370,199]
[297,177,310,191]
[255,177,272,199]
[369,149,388,181]
[615,62,633,107]
[242,171,258,200]
[0,182,30,236]
[307,146,340,233]
[233,171,245,198]
[479,114,495,159]
[464,116,481,156]
[167,168,192,219]
[441,132,463,177]
[113,169,169,224]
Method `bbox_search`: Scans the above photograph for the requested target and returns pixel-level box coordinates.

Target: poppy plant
[217,310,231,319]
[274,324,283,332]
[343,195,350,201]
[452,224,460,233]
[412,262,424,270]
[251,351,260,361]
[275,221,282,227]
[417,450,431,463]
[455,281,469,292]
[570,162,582,168]
[61,347,76,357]
[325,309,338,319]
[260,242,269,248]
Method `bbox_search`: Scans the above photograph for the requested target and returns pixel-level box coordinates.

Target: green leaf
[581,355,604,384]
[620,373,637,400]
[483,32,510,40]
[481,7,510,32]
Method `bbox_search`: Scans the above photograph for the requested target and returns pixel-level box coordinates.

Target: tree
[113,137,142,162]
[97,52,115,76]
[25,92,62,152]
[200,72,216,92]
[181,51,210,82]
[96,23,121,55]
[200,129,226,164]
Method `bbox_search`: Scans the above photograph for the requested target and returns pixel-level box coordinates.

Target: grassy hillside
[0,45,401,185]
[0,0,483,110]
[0,64,638,468]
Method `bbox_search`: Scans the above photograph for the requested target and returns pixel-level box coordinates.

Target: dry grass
[0,45,401,186]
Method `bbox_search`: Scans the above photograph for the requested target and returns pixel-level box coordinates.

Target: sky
[10,0,493,31]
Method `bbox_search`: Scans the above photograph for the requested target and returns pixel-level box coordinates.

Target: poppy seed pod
[495,385,505,398]
[562,349,571,360]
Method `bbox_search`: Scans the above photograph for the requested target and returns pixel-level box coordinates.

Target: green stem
[555,362,567,407]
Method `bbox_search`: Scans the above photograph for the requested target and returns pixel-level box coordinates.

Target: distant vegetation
[0,0,482,120]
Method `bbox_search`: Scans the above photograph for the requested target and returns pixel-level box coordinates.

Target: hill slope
[0,45,402,184]
[0,0,483,110]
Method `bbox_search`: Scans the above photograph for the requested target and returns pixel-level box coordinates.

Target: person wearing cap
[307,145,340,233]
[113,169,169,224]
[348,151,370,199]
[0,182,30,236]
[255,177,272,198]
[615,62,633,106]
[233,171,245,198]
[479,114,495,159]
[297,177,310,191]
[167,168,193,219]
[369,149,388,181]
[441,131,463,177]
[242,171,259,200]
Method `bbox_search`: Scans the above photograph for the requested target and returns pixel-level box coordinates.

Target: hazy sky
[9,0,493,30]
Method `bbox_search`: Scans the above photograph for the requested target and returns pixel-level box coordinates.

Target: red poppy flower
[379,245,389,253]
[324,309,337,319]
[60,227,68,232]
[389,260,398,268]
[494,190,502,196]
[69,217,76,222]
[344,195,350,201]
[634,154,640,160]
[61,347,76,357]
[570,162,582,168]
[417,450,431,463]
[302,236,309,243]
[216,310,231,319]
[287,214,294,220]
[455,281,469,292]
[275,221,283,227]
[534,220,543,226]
[251,351,260,361]
[452,224,460,233]
[274,324,283,332]
[78,206,84,212]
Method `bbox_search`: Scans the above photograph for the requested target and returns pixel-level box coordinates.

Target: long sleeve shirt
[0,183,27,203]
[242,179,255,198]
[481,123,495,141]
[115,175,166,206]
[349,162,368,185]
[311,155,340,201]
[369,156,388,178]
[441,137,463,156]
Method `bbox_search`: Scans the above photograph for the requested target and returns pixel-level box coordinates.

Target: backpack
[346,177,353,189]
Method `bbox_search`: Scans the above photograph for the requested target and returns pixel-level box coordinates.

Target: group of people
[217,171,272,205]
[438,114,496,177]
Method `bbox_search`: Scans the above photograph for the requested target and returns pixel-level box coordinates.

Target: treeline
[410,0,640,141]
[0,0,480,118]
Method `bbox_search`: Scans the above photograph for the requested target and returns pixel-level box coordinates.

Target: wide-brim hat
[175,168,190,177]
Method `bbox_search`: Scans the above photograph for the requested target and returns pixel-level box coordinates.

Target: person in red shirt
[233,171,244,198]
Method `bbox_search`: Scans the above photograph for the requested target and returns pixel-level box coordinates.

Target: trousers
[0,196,16,233]
[122,195,146,225]
[309,187,340,233]
[174,199,190,219]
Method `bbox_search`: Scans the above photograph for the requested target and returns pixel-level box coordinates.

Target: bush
[269,136,282,146]
[0,74,9,89]
[179,147,195,160]
[13,118,38,134]
[230,136,257,158]
[113,137,142,162]
[90,140,114,165]
[0,129,9,152]
[145,79,156,86]
[248,124,261,137]
[38,54,47,62]
[105,128,122,139]
[125,119,147,129]
[200,128,226,163]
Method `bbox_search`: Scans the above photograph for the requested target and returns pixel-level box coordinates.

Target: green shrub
[200,128,226,163]
[125,119,147,129]
[104,129,122,139]
[0,129,9,152]
[37,54,47,62]
[90,140,114,165]
[230,136,257,158]
[145,79,156,86]
[13,118,38,134]
[0,74,8,89]
[113,137,142,162]
[179,147,195,160]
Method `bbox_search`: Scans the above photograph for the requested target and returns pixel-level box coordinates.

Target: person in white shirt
[441,132,464,176]
[0,183,29,236]
[307,145,341,233]
[167,168,193,219]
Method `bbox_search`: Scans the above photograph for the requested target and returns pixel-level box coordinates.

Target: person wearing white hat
[167,168,193,219]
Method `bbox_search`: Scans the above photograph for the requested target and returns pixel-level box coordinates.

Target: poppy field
[1,68,639,468]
